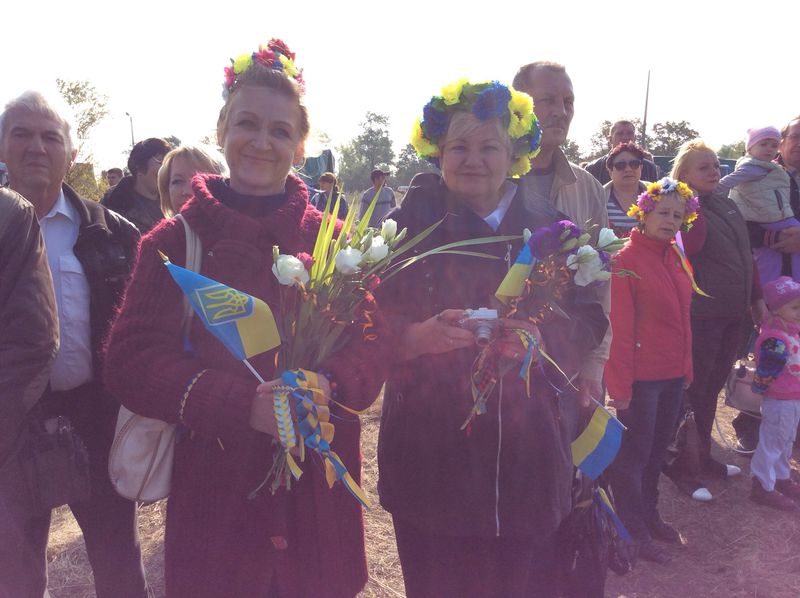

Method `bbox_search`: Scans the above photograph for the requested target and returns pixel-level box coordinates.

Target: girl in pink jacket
[750,276,800,511]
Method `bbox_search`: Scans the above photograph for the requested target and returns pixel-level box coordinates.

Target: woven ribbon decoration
[272,369,371,508]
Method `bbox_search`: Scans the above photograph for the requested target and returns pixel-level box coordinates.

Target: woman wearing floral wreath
[104,40,390,597]
[605,179,700,565]
[376,80,609,597]
[663,141,766,501]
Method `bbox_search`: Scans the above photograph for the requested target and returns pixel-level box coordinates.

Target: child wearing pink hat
[750,276,800,511]
[719,126,796,283]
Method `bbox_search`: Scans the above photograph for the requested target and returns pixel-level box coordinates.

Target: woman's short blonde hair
[158,145,226,217]
[670,139,716,182]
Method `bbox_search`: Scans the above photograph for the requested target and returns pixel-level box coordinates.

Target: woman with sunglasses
[604,142,651,237]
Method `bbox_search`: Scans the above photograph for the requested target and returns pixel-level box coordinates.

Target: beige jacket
[518,150,611,385]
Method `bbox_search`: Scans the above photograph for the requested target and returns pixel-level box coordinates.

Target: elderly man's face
[780,120,800,172]
[517,68,574,150]
[0,108,74,196]
[610,123,636,147]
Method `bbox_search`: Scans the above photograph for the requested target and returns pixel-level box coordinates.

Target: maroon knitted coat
[104,173,390,598]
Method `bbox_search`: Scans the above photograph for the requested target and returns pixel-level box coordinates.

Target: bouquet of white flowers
[260,192,515,503]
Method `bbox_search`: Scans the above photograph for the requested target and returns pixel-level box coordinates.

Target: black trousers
[0,383,148,598]
[685,317,744,461]
[608,378,684,541]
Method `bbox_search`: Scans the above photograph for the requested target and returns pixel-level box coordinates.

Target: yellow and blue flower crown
[411,79,543,178]
[627,177,700,231]
[223,39,304,100]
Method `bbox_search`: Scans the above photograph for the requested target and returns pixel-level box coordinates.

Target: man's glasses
[612,159,642,171]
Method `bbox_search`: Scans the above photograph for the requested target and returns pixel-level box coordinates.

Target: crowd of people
[1,34,799,598]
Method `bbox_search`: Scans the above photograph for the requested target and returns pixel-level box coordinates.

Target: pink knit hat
[764,276,800,311]
[746,126,781,151]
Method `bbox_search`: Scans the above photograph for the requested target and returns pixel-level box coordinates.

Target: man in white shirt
[0,90,147,598]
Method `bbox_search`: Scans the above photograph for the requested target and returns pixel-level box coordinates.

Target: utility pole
[125,112,135,149]
[641,70,650,150]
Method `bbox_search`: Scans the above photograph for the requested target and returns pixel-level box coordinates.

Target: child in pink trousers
[750,276,800,511]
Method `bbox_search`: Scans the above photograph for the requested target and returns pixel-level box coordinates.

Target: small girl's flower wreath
[627,177,700,231]
[410,80,543,178]
[223,38,304,100]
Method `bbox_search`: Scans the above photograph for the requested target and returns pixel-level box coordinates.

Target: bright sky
[3,1,799,171]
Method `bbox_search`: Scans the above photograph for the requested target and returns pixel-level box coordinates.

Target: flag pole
[590,395,627,430]
[242,359,266,384]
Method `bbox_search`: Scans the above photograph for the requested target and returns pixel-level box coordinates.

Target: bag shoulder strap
[174,214,202,338]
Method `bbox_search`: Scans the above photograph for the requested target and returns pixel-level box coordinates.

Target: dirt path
[47,397,799,597]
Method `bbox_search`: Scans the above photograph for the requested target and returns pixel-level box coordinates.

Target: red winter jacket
[605,229,694,404]
[104,174,391,598]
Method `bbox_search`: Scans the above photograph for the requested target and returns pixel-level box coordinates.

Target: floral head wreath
[627,177,700,231]
[411,79,543,178]
[222,38,304,100]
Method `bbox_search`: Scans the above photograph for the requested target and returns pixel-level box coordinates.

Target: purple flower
[598,250,611,265]
[528,225,562,259]
[558,220,581,239]
[472,82,511,121]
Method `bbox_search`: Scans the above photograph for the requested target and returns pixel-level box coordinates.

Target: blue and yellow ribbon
[272,369,371,508]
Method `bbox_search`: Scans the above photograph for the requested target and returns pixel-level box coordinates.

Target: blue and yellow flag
[571,405,624,480]
[159,251,280,359]
[495,243,535,305]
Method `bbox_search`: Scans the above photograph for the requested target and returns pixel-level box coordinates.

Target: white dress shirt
[482,181,517,231]
[39,191,93,391]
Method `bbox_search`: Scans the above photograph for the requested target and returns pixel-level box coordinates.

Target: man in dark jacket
[0,90,148,598]
[584,120,660,184]
[102,137,171,234]
[0,188,59,597]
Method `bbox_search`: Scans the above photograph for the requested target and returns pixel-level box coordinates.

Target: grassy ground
[47,394,799,597]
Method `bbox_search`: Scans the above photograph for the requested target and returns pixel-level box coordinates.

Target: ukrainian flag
[571,405,624,480]
[159,251,280,360]
[495,243,535,305]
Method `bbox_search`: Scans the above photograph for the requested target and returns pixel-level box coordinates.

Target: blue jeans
[608,378,684,541]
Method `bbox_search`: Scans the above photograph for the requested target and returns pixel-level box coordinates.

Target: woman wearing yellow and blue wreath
[376,80,609,597]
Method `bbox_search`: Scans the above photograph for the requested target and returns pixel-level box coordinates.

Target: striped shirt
[607,185,642,237]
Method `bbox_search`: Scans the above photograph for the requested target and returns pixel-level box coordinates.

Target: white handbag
[723,357,763,414]
[108,215,201,503]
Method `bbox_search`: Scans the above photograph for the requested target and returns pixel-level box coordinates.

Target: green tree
[337,112,395,192]
[561,139,584,164]
[718,140,746,160]
[57,78,109,200]
[393,144,438,188]
[648,120,699,156]
[164,135,181,148]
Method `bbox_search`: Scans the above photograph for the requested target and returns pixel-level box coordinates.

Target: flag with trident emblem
[158,251,281,359]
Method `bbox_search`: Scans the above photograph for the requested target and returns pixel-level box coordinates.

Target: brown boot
[775,478,800,502]
[751,478,799,511]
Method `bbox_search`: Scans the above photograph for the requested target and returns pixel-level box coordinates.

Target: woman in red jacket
[104,40,390,598]
[605,178,699,566]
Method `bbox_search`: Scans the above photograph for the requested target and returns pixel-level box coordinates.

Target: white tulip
[272,254,309,286]
[364,236,389,264]
[381,219,398,243]
[567,246,605,286]
[334,247,363,274]
[598,227,626,253]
